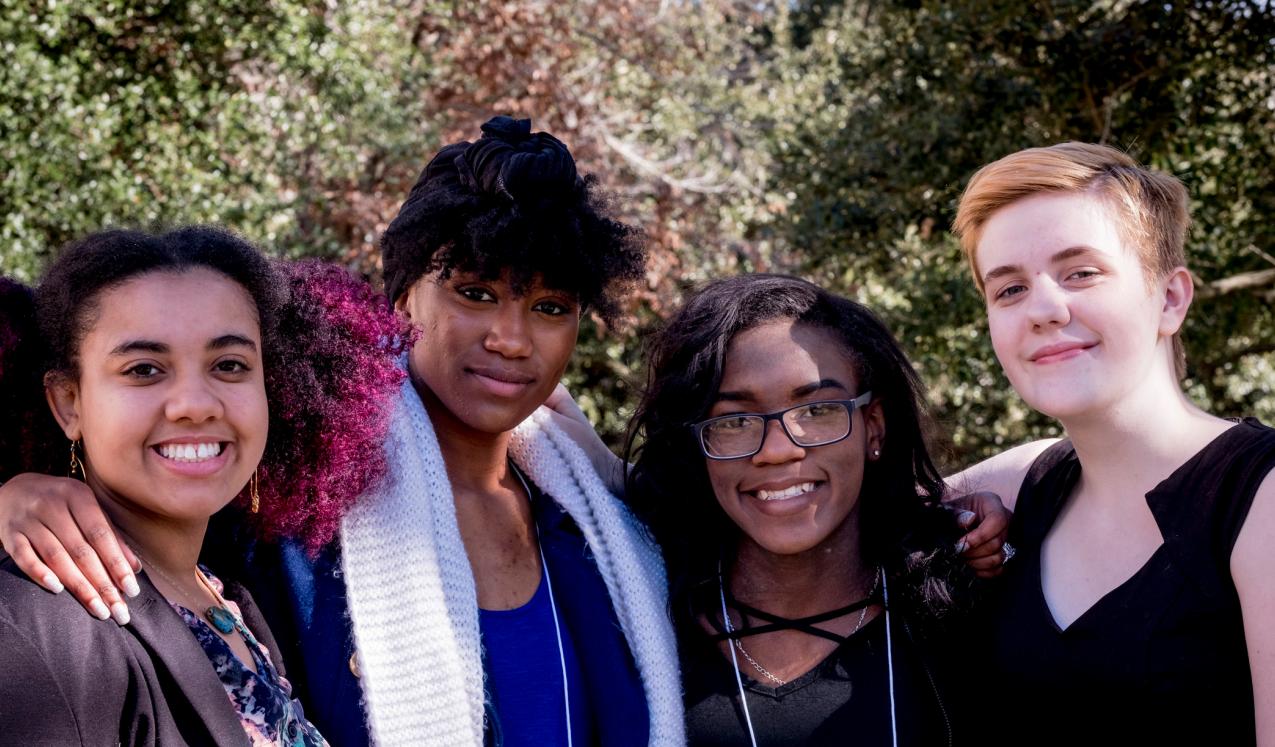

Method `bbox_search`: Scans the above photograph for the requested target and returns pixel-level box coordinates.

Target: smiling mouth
[754,482,818,502]
[1030,342,1097,363]
[154,442,225,463]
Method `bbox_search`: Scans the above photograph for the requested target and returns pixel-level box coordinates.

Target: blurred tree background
[3,0,1272,467]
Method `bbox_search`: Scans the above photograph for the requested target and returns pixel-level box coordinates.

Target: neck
[1059,371,1229,497]
[729,517,873,618]
[413,376,515,497]
[92,490,209,582]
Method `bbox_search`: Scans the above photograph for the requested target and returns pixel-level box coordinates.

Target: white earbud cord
[718,564,896,747]
[513,464,573,747]
[882,569,898,747]
[718,560,761,747]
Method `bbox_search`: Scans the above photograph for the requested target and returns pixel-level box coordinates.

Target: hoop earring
[249,470,261,514]
[68,440,85,480]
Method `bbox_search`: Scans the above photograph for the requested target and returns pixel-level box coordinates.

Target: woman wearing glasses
[624,274,971,746]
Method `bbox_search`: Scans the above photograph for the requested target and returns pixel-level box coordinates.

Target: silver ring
[1002,542,1017,564]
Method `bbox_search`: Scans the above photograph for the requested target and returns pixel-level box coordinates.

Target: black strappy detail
[707,591,880,645]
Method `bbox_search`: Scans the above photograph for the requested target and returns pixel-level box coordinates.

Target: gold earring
[68,440,85,479]
[250,470,261,514]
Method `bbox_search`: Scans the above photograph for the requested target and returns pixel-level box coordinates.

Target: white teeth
[756,482,816,501]
[157,443,223,462]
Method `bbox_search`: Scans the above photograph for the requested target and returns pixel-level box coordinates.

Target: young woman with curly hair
[0,227,403,746]
[0,117,682,747]
[950,143,1275,745]
[621,275,972,746]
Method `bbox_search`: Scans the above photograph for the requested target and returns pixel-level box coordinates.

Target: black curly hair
[381,116,646,323]
[624,274,970,628]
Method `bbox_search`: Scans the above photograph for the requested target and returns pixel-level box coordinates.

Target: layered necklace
[716,562,897,747]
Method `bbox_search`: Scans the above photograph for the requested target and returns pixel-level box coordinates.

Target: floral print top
[171,568,329,747]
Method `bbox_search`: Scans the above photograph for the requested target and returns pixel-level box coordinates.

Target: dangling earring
[68,440,85,479]
[249,470,261,514]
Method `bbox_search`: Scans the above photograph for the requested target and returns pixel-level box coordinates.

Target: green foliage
[0,0,434,280]
[3,0,1271,466]
[722,0,1275,464]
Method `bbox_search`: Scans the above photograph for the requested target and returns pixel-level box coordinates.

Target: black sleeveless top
[981,418,1275,745]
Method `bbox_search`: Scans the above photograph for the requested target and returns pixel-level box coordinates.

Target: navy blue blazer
[205,483,651,747]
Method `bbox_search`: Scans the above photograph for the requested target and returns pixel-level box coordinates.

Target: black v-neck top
[980,418,1275,746]
[681,610,954,746]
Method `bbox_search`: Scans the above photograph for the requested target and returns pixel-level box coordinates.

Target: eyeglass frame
[690,391,874,461]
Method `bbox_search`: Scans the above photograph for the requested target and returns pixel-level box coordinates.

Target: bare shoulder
[946,438,1062,513]
[1232,466,1275,583]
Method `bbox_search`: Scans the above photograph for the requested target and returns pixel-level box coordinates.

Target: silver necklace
[726,568,882,687]
[718,562,897,747]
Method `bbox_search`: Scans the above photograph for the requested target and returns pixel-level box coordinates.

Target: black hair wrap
[453,116,580,202]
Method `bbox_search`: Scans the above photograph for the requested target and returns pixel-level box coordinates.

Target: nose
[164,371,224,423]
[1025,277,1071,329]
[751,419,805,466]
[484,303,533,358]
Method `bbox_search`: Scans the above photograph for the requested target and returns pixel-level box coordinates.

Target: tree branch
[1192,267,1275,299]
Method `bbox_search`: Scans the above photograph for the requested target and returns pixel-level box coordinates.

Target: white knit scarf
[340,379,685,746]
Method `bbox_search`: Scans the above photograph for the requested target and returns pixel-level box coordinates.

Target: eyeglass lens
[701,402,852,458]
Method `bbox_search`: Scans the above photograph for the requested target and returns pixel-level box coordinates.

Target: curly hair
[381,116,646,323]
[255,259,409,550]
[4,228,406,550]
[624,274,970,629]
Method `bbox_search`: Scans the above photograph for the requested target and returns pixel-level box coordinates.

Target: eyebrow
[982,245,1101,285]
[108,334,257,357]
[715,378,850,403]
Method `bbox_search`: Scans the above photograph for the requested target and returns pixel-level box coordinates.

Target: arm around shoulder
[945,438,1060,514]
[1233,469,1275,747]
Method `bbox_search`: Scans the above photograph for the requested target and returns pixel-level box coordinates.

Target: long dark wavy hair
[624,274,968,628]
[1,227,406,551]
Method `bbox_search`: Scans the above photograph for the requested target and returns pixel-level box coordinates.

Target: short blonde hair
[953,142,1191,378]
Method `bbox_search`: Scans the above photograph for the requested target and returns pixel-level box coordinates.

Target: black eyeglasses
[692,392,873,460]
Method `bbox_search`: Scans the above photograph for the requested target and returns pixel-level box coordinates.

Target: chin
[747,530,825,558]
[461,402,542,435]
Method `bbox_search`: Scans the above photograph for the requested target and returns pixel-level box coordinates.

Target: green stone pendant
[205,605,237,635]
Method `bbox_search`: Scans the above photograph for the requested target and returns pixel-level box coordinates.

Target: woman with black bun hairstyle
[625,274,972,746]
[0,118,683,747]
[0,227,403,746]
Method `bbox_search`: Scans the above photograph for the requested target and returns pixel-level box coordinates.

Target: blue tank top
[480,570,592,746]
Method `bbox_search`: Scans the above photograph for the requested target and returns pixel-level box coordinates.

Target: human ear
[393,284,416,320]
[864,399,886,460]
[1158,267,1194,337]
[44,372,83,441]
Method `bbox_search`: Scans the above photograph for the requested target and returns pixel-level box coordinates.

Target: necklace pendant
[206,605,237,634]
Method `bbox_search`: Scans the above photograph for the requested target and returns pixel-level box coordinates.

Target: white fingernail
[122,575,141,598]
[89,599,110,620]
[42,574,65,594]
[958,510,976,525]
[110,602,131,626]
[954,540,969,554]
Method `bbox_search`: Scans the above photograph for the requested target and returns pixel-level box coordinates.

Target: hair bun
[453,116,579,202]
